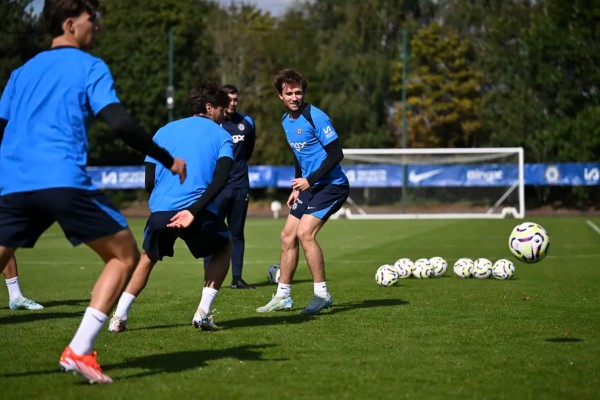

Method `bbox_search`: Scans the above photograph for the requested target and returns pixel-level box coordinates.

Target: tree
[391,23,484,148]
[305,0,422,149]
[0,0,45,89]
[87,0,216,165]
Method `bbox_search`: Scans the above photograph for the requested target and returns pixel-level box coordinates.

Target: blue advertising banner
[87,163,600,189]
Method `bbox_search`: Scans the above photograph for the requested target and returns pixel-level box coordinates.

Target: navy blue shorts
[290,184,349,221]
[142,210,231,261]
[0,188,128,247]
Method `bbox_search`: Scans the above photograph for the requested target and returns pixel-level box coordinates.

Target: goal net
[339,148,524,219]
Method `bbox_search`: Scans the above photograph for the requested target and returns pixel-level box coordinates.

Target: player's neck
[51,36,82,49]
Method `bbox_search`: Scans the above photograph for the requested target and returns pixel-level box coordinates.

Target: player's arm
[185,156,233,216]
[99,103,186,181]
[0,118,6,147]
[294,155,302,179]
[305,138,344,186]
[245,121,256,160]
[144,162,156,194]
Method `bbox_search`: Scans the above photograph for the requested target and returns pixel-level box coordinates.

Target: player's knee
[296,228,316,245]
[280,231,296,249]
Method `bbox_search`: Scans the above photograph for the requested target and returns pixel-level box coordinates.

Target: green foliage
[392,23,484,148]
[87,0,217,165]
[0,0,46,87]
[307,0,420,148]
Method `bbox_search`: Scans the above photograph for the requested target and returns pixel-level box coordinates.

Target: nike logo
[408,169,443,184]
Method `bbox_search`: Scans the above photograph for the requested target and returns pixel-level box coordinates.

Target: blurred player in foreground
[0,0,186,384]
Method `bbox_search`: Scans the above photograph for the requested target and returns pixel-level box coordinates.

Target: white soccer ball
[267,264,280,284]
[508,222,550,263]
[392,258,413,279]
[453,258,473,279]
[492,259,516,280]
[429,256,448,277]
[412,258,434,279]
[375,265,400,287]
[472,258,493,279]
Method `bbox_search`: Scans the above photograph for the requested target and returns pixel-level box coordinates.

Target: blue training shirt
[0,47,120,195]
[282,104,348,186]
[220,111,255,189]
[146,116,233,213]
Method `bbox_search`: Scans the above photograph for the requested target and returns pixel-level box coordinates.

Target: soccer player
[0,0,186,384]
[108,81,233,333]
[256,68,349,315]
[210,84,256,289]
[2,256,44,310]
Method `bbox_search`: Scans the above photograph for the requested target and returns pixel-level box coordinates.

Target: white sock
[198,287,219,315]
[314,282,329,298]
[113,292,136,320]
[69,307,107,355]
[276,283,292,298]
[5,277,24,302]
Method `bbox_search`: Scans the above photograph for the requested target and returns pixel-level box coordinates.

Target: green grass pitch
[1,216,600,399]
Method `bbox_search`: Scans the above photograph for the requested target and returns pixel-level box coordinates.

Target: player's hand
[287,190,300,208]
[291,178,309,191]
[167,210,194,228]
[170,157,187,183]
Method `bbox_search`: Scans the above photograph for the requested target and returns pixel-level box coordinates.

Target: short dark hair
[43,0,100,38]
[222,84,239,96]
[188,80,229,115]
[273,68,308,94]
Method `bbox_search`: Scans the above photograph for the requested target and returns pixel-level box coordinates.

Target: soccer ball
[412,258,434,279]
[429,256,448,277]
[508,222,550,263]
[472,258,493,279]
[392,258,413,279]
[375,265,399,286]
[492,259,516,280]
[453,258,473,279]
[267,264,280,284]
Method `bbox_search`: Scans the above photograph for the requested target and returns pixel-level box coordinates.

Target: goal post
[339,147,525,219]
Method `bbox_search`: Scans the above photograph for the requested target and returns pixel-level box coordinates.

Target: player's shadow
[545,337,583,343]
[110,344,283,379]
[0,311,82,325]
[0,344,282,381]
[220,298,408,329]
[37,298,90,308]
[240,278,313,289]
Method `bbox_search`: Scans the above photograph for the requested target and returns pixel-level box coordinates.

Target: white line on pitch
[586,220,600,235]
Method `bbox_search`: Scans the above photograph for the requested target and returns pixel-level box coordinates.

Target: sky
[30,0,299,17]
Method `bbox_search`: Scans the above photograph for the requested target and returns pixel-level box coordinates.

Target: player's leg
[256,214,300,312]
[51,189,139,384]
[2,254,44,310]
[60,228,138,384]
[229,188,253,289]
[184,211,231,331]
[297,184,349,315]
[109,250,159,333]
[0,192,50,310]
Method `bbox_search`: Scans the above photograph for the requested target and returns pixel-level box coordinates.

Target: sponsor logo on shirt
[238,123,245,131]
[323,125,334,139]
[232,135,245,143]
[289,141,307,151]
[297,128,302,135]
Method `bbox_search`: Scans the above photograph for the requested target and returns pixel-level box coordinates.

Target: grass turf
[1,216,599,399]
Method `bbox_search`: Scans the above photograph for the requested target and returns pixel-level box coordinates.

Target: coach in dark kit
[211,84,256,289]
